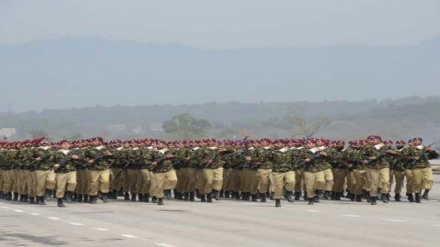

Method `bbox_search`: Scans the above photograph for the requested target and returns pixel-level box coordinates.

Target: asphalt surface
[1,175,440,247]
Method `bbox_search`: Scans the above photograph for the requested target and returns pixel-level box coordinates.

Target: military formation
[0,135,438,208]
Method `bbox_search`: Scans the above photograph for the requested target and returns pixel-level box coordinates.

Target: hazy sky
[1,0,440,50]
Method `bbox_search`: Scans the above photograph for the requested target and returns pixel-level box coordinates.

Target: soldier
[315,139,335,200]
[34,138,56,205]
[389,140,407,201]
[301,138,324,205]
[151,140,178,205]
[255,138,274,202]
[53,140,79,207]
[83,137,113,204]
[330,140,347,200]
[406,137,438,202]
[270,139,295,207]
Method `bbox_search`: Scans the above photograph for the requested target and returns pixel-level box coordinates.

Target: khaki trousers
[149,171,158,197]
[0,170,3,192]
[294,169,304,193]
[88,169,110,196]
[412,167,433,193]
[271,171,295,199]
[154,170,178,199]
[35,170,56,196]
[127,169,141,194]
[202,168,223,194]
[257,168,272,194]
[139,169,152,194]
[76,169,90,195]
[222,168,232,191]
[110,168,123,192]
[390,170,405,194]
[367,168,390,197]
[183,168,197,193]
[11,169,19,193]
[346,171,356,194]
[304,171,318,198]
[333,168,347,193]
[353,170,367,195]
[230,169,241,193]
[55,172,77,199]
[25,170,37,197]
[18,170,28,195]
[240,168,251,193]
[3,170,12,193]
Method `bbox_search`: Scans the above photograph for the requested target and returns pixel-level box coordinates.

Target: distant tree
[29,129,49,139]
[162,113,212,139]
[291,115,331,140]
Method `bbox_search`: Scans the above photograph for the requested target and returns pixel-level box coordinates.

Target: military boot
[38,196,46,205]
[157,198,164,205]
[77,194,83,202]
[89,196,98,204]
[313,196,320,203]
[29,196,36,204]
[294,192,301,201]
[6,192,12,201]
[144,193,150,202]
[0,192,3,199]
[394,193,401,202]
[407,193,414,202]
[200,194,206,202]
[234,192,241,200]
[275,199,281,207]
[284,191,294,203]
[164,190,172,200]
[260,193,267,202]
[422,190,430,200]
[19,194,24,202]
[183,193,189,201]
[356,195,362,202]
[335,192,341,201]
[370,196,377,205]
[224,191,231,199]
[13,192,19,201]
[124,192,130,200]
[57,198,65,207]
[415,193,421,203]
[323,191,331,200]
[381,194,389,203]
[101,193,109,203]
[219,190,224,198]
[189,192,195,201]
[212,190,220,200]
[330,192,336,200]
[138,193,144,202]
[66,191,73,203]
[207,193,213,203]
[45,189,53,201]
[308,198,314,205]
[151,196,157,203]
[131,193,137,202]
[83,195,89,203]
[251,194,258,202]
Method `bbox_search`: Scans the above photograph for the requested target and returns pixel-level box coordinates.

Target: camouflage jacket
[405,145,439,169]
[362,144,390,169]
[54,149,77,173]
[271,147,293,173]
[83,145,113,170]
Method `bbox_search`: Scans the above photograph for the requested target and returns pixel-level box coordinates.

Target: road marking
[307,210,321,213]
[121,234,139,239]
[70,222,84,226]
[156,243,176,247]
[93,228,109,232]
[1,206,10,209]
[29,213,41,216]
[342,214,361,218]
[383,219,405,222]
[13,209,24,213]
[48,217,60,221]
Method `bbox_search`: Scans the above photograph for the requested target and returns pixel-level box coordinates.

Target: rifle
[300,152,321,172]
[205,149,233,168]
[411,142,436,166]
[234,136,251,170]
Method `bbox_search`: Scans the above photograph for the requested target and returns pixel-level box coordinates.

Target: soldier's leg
[379,168,391,195]
[257,168,272,194]
[271,172,284,200]
[394,170,405,195]
[294,169,302,193]
[203,169,214,195]
[422,167,434,191]
[212,167,224,192]
[154,173,167,199]
[304,172,317,203]
[127,169,138,195]
[149,171,158,198]
[55,173,68,199]
[35,170,48,197]
[165,170,178,191]
[367,169,380,198]
[123,170,130,195]
[140,169,151,197]
[249,169,259,198]
[284,171,296,193]
[99,169,110,194]
[66,172,77,194]
[314,171,325,192]
[46,170,56,191]
[185,168,197,193]
[88,170,101,196]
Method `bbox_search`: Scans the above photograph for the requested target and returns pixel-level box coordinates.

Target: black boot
[189,192,195,201]
[13,192,19,201]
[124,192,130,201]
[356,195,362,202]
[275,199,281,207]
[77,194,83,202]
[224,191,231,199]
[422,190,430,200]
[213,190,221,200]
[219,190,224,198]
[165,190,172,200]
[6,192,12,201]
[157,198,164,205]
[183,193,189,201]
[381,194,389,203]
[330,192,336,200]
[152,196,157,203]
[101,193,109,203]
[89,196,98,204]
[57,198,65,207]
[200,194,206,202]
[131,193,137,202]
[19,194,24,202]
[323,191,331,200]
[251,194,258,202]
[408,194,414,202]
[138,193,144,202]
[394,193,401,202]
[144,193,150,202]
[313,196,320,203]
[83,195,89,203]
[308,198,314,205]
[370,196,377,205]
[45,189,53,201]
[66,191,73,203]
[294,192,301,201]
[29,196,36,204]
[335,192,341,201]
[415,193,421,203]
[0,192,3,199]
[207,193,213,203]
[38,196,46,205]
[284,191,294,203]
[260,193,267,202]
[234,192,241,200]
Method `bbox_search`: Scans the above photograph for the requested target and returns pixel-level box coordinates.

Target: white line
[93,228,109,232]
[307,210,321,213]
[156,243,176,247]
[383,219,405,222]
[13,209,24,213]
[1,206,10,209]
[342,214,361,218]
[48,217,60,221]
[121,234,139,239]
[70,222,84,226]
[29,213,41,216]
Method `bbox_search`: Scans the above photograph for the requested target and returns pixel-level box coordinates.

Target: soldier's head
[157,140,167,149]
[305,138,318,149]
[91,137,103,147]
[60,140,70,149]
[412,137,423,146]
[384,140,393,148]
[367,135,382,145]
[396,140,405,149]
[261,138,272,147]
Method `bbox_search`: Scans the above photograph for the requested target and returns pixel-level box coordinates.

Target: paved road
[1,176,440,247]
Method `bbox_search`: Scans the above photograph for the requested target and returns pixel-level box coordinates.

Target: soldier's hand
[88,159,94,164]
[72,155,79,159]
[166,154,174,158]
[245,156,252,161]
[319,151,327,156]
[347,164,353,168]
[413,156,420,160]
[305,158,311,162]
[104,151,113,156]
[387,150,397,155]
[36,157,42,161]
[426,147,434,152]
[54,164,60,169]
[152,162,157,166]
[207,159,213,163]
[370,156,377,160]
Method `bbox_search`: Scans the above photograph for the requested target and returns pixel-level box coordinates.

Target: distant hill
[0,37,439,112]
